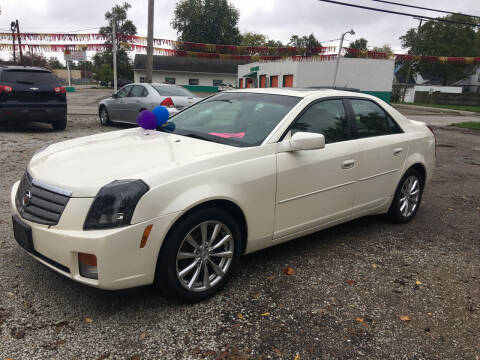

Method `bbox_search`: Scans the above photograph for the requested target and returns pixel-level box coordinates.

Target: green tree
[288,33,322,55]
[345,38,368,58]
[172,0,241,45]
[372,44,393,55]
[93,2,136,80]
[94,64,113,83]
[47,57,65,69]
[400,14,480,85]
[240,32,268,47]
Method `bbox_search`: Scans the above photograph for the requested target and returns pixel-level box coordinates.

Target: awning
[243,71,257,78]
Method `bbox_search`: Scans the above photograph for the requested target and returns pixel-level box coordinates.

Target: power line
[368,0,480,19]
[317,0,480,27]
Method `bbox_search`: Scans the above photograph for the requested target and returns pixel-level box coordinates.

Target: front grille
[15,172,71,226]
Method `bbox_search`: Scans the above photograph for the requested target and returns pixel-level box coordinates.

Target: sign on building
[64,50,87,62]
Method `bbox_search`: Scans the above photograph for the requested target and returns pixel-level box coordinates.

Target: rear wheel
[99,106,111,126]
[51,115,67,130]
[388,168,424,223]
[155,208,242,302]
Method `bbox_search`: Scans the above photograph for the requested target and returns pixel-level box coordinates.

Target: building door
[283,75,294,87]
[260,75,267,88]
[246,78,253,88]
[270,76,278,88]
[239,79,244,88]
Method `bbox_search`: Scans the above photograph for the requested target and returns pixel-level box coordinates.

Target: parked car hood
[27,128,239,197]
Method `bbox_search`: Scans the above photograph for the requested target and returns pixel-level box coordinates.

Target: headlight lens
[83,180,149,230]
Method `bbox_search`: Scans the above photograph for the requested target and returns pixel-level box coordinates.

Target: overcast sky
[0,0,478,60]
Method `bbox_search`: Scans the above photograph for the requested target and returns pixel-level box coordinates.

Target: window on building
[349,99,402,138]
[139,77,145,83]
[213,79,223,86]
[189,78,199,85]
[165,77,176,84]
[290,100,348,144]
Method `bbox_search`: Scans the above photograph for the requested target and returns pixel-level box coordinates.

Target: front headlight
[83,180,149,230]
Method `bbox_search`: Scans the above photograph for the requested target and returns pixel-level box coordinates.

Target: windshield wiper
[182,133,223,144]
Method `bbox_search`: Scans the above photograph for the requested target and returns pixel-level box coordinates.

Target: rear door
[346,98,410,214]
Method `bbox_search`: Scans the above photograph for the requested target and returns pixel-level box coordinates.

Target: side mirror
[281,132,325,152]
[112,92,118,98]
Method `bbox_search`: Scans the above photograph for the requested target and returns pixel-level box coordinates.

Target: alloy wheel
[100,109,109,125]
[399,175,421,218]
[176,221,234,292]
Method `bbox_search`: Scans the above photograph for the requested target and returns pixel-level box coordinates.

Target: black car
[0,66,67,130]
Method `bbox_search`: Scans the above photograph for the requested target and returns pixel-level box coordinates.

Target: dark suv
[0,66,67,130]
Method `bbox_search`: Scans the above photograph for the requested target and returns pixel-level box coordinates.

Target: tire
[388,168,424,223]
[155,208,242,302]
[99,106,111,126]
[51,115,67,130]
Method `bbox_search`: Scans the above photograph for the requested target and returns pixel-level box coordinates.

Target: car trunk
[170,95,201,110]
[0,69,62,103]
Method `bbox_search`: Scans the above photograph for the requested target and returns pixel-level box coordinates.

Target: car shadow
[0,121,55,133]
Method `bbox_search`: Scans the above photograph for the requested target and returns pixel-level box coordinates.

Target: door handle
[341,159,355,169]
[393,148,403,156]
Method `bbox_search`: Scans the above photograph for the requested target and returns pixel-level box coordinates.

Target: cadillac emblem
[22,191,32,207]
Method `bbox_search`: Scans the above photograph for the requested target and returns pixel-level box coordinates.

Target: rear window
[152,85,195,97]
[1,70,58,85]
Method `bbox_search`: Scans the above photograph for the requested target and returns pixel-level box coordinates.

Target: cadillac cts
[11,89,435,302]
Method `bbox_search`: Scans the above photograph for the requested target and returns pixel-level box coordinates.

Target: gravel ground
[0,115,479,360]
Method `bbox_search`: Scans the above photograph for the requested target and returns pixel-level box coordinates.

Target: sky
[0,0,478,61]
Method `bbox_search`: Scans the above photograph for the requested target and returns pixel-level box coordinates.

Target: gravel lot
[0,106,479,359]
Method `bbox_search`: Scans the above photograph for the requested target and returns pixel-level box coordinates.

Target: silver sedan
[98,83,202,125]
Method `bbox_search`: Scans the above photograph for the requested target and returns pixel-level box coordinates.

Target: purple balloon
[137,110,157,130]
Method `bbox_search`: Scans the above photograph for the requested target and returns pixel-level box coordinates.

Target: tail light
[54,86,66,94]
[160,97,175,108]
[0,85,13,93]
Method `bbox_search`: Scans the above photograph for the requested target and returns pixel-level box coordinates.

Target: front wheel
[155,208,242,302]
[99,107,111,126]
[388,169,424,223]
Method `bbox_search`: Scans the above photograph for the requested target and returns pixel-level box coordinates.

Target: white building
[238,58,395,103]
[134,55,247,92]
[454,66,480,93]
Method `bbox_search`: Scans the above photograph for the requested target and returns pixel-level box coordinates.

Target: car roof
[0,65,51,72]
[231,87,370,99]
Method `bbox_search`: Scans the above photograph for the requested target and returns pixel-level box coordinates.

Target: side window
[116,85,132,98]
[128,85,145,98]
[291,99,348,144]
[142,87,149,97]
[350,99,401,138]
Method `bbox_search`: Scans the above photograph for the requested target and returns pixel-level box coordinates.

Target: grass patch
[395,102,480,113]
[451,122,480,130]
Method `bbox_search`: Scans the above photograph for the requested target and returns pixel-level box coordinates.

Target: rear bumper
[0,104,66,122]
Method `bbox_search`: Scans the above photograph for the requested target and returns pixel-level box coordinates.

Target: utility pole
[145,0,154,83]
[333,29,355,87]
[15,20,23,65]
[112,18,118,92]
[10,21,16,64]
[401,18,423,102]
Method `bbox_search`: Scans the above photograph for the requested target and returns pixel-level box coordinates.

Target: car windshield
[167,92,301,147]
[152,85,195,97]
[1,70,57,85]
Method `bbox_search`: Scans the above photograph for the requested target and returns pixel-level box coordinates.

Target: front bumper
[10,181,179,290]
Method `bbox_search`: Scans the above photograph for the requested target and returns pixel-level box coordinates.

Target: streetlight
[332,29,355,87]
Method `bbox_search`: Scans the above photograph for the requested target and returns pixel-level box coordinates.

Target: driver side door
[108,85,133,121]
[274,98,359,241]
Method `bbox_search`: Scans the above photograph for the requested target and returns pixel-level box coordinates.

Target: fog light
[78,253,98,279]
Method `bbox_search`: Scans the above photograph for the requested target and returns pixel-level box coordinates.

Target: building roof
[134,54,248,74]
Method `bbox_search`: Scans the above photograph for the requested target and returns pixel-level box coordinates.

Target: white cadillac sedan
[11,89,435,302]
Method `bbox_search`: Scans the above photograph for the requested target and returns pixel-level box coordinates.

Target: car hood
[28,128,239,197]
